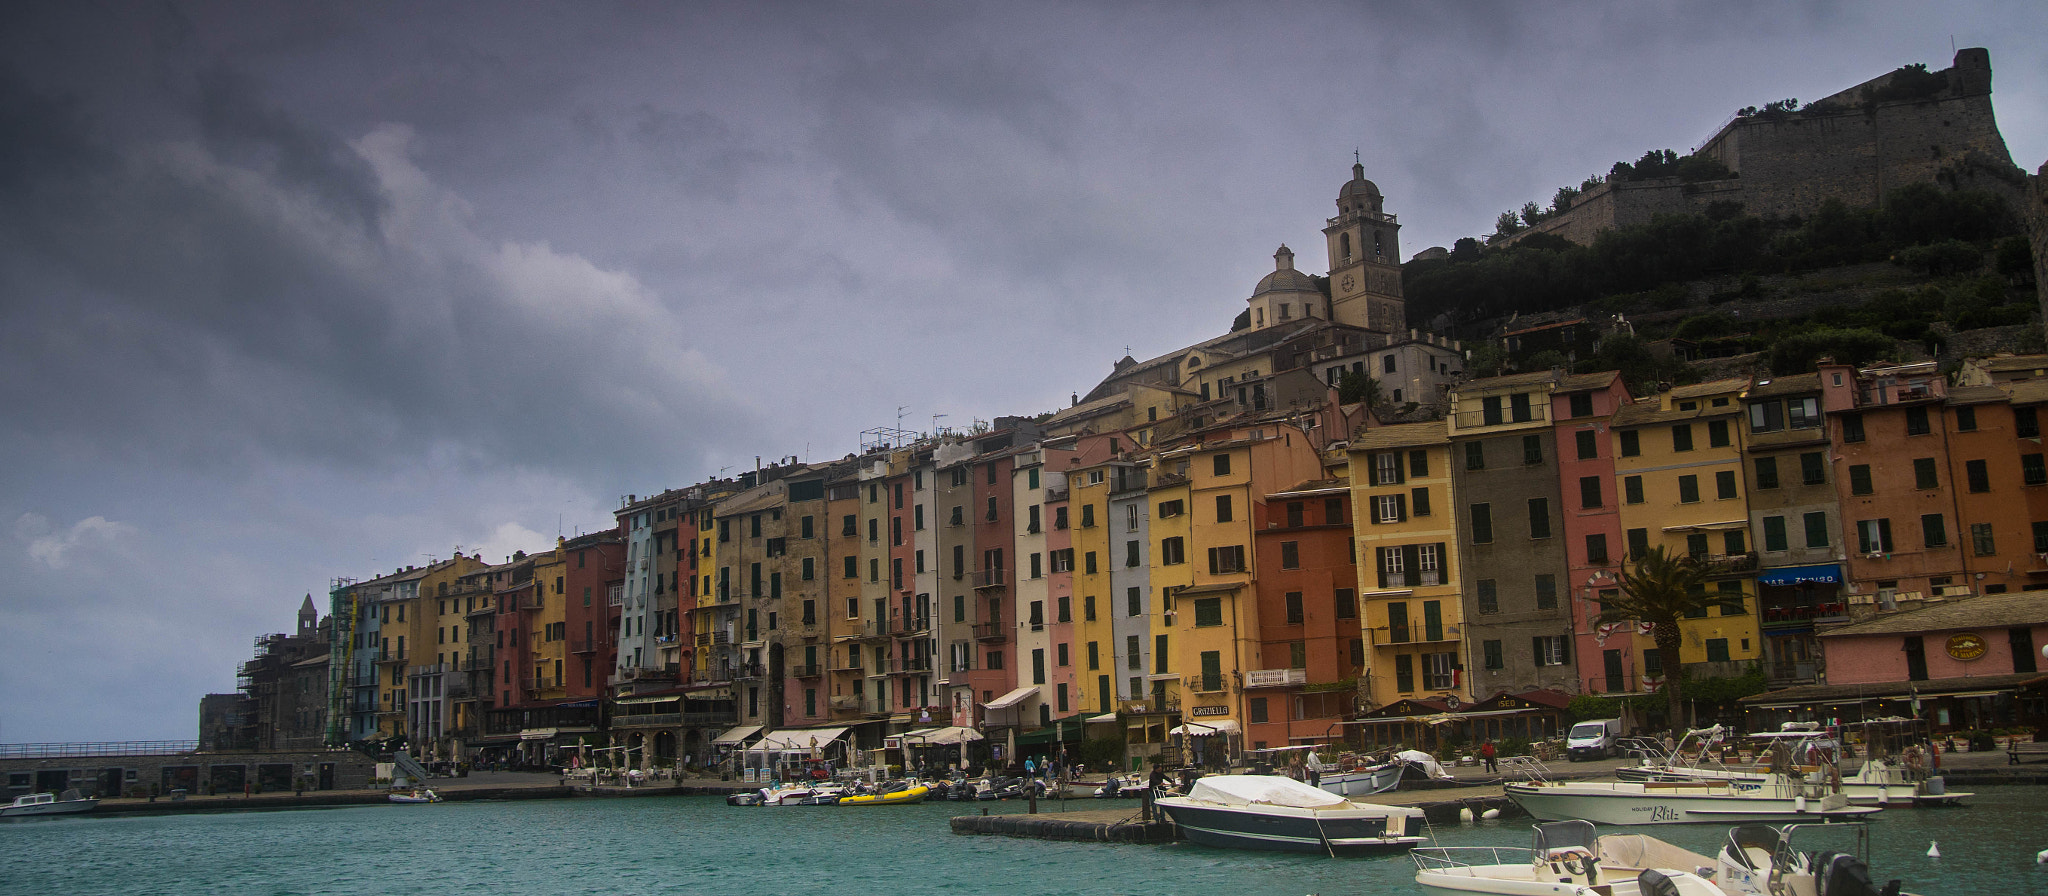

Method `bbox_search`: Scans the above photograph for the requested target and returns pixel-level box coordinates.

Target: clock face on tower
[1341,274,1357,293]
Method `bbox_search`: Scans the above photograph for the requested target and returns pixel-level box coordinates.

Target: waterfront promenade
[78,742,2048,821]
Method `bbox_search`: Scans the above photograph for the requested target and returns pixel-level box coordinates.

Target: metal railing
[972,568,1006,589]
[0,740,200,759]
[972,622,1005,642]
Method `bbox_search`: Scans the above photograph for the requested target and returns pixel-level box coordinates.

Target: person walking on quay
[1480,741,1498,773]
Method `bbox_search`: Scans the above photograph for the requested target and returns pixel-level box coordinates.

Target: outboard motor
[1637,869,1682,896]
[1821,853,1887,896]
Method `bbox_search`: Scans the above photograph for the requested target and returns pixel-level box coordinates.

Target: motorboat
[1155,774,1426,856]
[2,789,100,818]
[836,782,928,806]
[1504,777,1880,826]
[1715,823,1916,896]
[388,789,442,804]
[1093,775,1152,798]
[1318,760,1407,797]
[756,781,849,806]
[1414,820,1724,896]
[1615,725,1967,807]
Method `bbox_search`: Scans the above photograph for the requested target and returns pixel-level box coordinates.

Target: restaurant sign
[1946,633,1987,661]
[1189,705,1230,717]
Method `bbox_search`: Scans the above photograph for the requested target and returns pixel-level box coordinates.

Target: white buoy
[1459,807,1475,824]
[2036,849,2047,864]
[1927,841,1940,859]
[1481,808,1502,819]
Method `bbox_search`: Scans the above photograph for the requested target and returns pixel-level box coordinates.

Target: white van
[1566,718,1622,761]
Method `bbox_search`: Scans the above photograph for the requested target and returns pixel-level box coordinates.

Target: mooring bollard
[1028,790,1038,814]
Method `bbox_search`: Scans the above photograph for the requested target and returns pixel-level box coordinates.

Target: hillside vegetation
[1404,183,2039,388]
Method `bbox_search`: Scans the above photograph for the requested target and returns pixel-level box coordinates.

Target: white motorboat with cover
[1414,820,1724,896]
[1154,774,1426,855]
[1714,823,1914,896]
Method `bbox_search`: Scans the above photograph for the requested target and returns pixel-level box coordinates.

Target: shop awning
[1086,713,1119,723]
[614,694,681,706]
[518,728,558,741]
[904,726,983,746]
[711,724,763,745]
[757,726,852,751]
[1757,564,1843,587]
[984,686,1037,710]
[1169,720,1240,736]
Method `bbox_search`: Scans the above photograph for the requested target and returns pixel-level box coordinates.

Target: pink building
[1743,592,2048,731]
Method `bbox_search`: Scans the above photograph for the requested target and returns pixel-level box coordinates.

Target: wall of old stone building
[2,749,377,798]
[1499,50,2015,249]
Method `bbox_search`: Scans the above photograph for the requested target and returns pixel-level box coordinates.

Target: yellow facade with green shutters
[1611,379,1763,669]
[1347,422,1470,708]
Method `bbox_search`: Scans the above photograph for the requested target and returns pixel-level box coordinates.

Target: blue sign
[1757,564,1841,587]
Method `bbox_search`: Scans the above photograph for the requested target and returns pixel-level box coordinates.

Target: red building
[1245,480,1360,751]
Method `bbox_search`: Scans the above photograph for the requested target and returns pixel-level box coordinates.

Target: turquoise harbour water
[5,789,2047,896]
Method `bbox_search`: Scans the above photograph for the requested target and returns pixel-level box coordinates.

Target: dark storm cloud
[0,0,2041,743]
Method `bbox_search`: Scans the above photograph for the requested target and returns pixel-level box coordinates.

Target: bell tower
[1323,160,1404,332]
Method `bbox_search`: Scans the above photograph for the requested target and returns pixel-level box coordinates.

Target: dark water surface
[5,789,2046,895]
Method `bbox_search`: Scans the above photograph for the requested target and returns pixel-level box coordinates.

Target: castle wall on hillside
[1500,49,2013,247]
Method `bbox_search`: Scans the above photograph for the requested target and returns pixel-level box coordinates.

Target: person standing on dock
[1479,741,1497,773]
[1305,750,1323,787]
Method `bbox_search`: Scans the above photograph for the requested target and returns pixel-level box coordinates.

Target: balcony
[972,622,1006,643]
[612,712,681,729]
[791,664,824,679]
[1766,661,1820,686]
[376,651,409,665]
[1696,551,1759,576]
[972,568,1006,589]
[829,695,863,712]
[733,662,767,680]
[1451,402,1550,429]
[893,616,931,637]
[571,639,601,655]
[886,657,933,676]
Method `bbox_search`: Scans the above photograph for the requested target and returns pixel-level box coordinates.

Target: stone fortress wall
[1504,49,2012,246]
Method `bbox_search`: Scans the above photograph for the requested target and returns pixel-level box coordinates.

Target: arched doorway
[654,730,677,762]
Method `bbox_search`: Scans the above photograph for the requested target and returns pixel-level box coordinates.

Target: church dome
[1252,245,1319,297]
[1253,268,1320,297]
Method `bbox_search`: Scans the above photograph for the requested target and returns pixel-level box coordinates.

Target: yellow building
[1069,453,1117,714]
[1347,422,1471,709]
[529,547,568,702]
[1610,379,1762,674]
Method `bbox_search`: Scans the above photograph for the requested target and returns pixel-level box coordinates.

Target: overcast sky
[2,1,2041,743]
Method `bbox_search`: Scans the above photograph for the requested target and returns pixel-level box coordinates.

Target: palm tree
[1593,546,1749,730]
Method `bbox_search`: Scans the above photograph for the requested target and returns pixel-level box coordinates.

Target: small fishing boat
[1155,774,1426,856]
[388,789,442,804]
[836,782,928,806]
[1,789,100,818]
[1413,820,1724,896]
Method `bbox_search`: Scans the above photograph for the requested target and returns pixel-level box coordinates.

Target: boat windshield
[1532,820,1598,854]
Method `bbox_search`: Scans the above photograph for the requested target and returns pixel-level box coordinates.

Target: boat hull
[1158,798,1426,855]
[837,784,929,806]
[1318,763,1404,797]
[1505,782,1882,826]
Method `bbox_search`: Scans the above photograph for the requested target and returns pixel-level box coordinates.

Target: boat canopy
[1186,774,1347,809]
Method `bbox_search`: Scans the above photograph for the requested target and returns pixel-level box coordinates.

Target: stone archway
[654,730,677,761]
